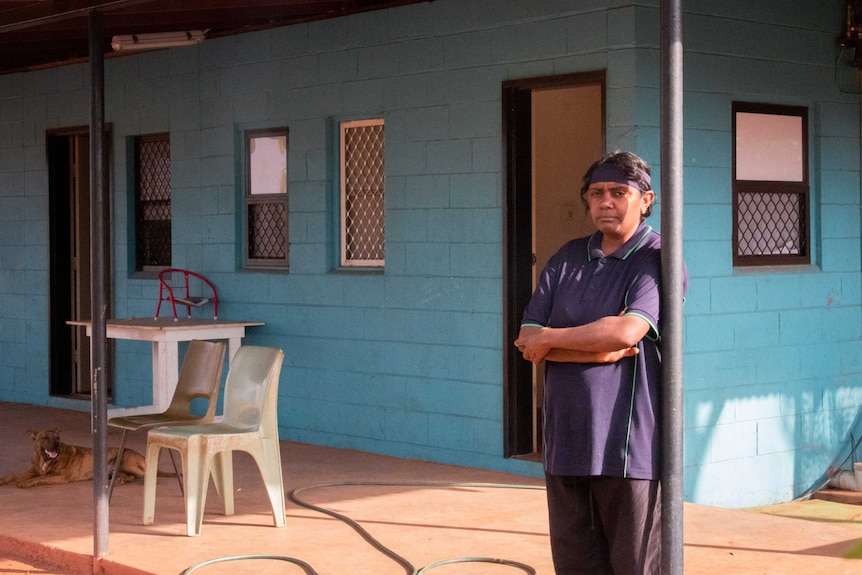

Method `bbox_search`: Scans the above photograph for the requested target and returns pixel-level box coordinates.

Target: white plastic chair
[107,340,226,499]
[143,346,286,536]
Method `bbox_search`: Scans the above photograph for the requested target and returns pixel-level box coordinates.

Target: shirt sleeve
[622,246,662,341]
[520,253,560,328]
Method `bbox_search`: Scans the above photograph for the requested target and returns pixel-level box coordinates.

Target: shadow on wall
[685,384,862,508]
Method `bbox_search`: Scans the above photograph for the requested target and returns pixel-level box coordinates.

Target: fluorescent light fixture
[111,30,206,52]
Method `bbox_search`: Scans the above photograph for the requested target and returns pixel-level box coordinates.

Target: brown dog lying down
[0,428,159,489]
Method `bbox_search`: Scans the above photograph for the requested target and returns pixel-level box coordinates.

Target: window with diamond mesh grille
[737,190,804,256]
[134,134,171,270]
[340,119,385,267]
[732,103,809,266]
[245,128,289,268]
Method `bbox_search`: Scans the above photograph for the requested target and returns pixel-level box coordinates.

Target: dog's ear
[51,428,61,435]
[27,429,39,439]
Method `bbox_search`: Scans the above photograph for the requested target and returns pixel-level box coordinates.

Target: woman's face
[586,181,654,242]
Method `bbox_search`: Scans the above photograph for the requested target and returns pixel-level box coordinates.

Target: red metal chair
[155,269,219,320]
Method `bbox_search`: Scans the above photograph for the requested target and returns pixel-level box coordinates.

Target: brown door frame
[502,71,606,458]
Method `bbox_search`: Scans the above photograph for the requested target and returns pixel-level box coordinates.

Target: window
[134,133,171,271]
[732,102,809,266]
[245,128,289,268]
[340,119,385,267]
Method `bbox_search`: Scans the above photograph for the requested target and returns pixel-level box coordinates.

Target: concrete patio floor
[0,401,860,575]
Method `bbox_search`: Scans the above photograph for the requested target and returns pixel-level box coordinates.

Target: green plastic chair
[107,339,226,499]
[143,345,286,536]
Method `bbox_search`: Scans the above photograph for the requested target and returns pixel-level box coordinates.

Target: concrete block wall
[0,0,859,506]
[0,68,67,405]
[0,0,645,478]
[679,0,862,507]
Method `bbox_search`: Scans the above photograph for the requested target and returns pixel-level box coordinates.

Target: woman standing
[515,151,685,575]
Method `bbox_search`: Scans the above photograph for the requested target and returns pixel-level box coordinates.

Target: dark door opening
[48,128,113,398]
[503,72,606,459]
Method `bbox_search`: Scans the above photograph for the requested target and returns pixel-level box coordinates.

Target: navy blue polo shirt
[521,222,678,480]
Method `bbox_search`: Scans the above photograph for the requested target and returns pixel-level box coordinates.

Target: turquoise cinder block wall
[678,0,862,507]
[0,0,859,507]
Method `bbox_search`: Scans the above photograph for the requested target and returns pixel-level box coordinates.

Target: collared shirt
[521,221,681,479]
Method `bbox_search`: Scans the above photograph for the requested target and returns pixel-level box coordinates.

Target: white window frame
[340,118,385,268]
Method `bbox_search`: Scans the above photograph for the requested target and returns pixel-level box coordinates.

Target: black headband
[588,163,651,192]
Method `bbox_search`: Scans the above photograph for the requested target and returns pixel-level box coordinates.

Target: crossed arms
[514,314,650,365]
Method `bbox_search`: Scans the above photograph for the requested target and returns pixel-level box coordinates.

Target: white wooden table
[68,317,264,417]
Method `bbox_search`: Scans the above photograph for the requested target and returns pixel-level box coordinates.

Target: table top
[68,317,265,330]
[67,318,265,342]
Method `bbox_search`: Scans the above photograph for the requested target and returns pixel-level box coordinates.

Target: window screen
[340,119,385,267]
[732,103,809,266]
[134,133,171,270]
[245,128,289,268]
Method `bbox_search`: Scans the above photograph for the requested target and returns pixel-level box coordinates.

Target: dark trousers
[545,473,662,575]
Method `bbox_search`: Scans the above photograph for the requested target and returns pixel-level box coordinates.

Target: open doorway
[503,72,605,458]
[47,127,113,399]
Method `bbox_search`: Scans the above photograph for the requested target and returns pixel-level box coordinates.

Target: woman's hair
[579,151,653,218]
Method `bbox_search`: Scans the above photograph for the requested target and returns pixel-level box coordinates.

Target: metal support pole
[89,9,110,559]
[660,0,685,573]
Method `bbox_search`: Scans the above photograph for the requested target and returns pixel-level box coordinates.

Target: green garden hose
[181,480,545,575]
